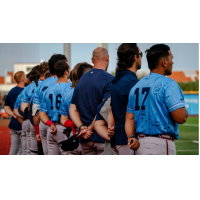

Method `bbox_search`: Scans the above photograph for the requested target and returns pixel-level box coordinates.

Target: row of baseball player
[4,43,188,155]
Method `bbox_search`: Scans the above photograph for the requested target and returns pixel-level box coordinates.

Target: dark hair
[26,73,30,79]
[29,65,40,82]
[116,43,139,72]
[145,44,170,71]
[77,63,93,80]
[54,60,70,78]
[39,62,49,74]
[48,54,68,75]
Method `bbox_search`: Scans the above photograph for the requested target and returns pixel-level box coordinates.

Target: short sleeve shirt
[33,77,58,105]
[5,86,24,130]
[71,68,114,143]
[127,73,185,139]
[59,87,74,119]
[39,82,72,122]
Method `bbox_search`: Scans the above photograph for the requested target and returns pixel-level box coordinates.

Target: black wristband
[79,125,84,131]
[130,135,138,140]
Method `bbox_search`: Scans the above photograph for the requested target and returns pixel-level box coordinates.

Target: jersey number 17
[135,87,150,111]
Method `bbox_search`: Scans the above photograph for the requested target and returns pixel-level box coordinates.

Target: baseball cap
[59,133,79,151]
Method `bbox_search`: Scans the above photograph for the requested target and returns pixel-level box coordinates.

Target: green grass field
[175,117,199,155]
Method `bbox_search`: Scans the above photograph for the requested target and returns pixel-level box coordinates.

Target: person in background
[4,71,26,155]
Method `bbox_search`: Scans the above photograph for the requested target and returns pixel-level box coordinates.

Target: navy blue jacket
[110,70,138,147]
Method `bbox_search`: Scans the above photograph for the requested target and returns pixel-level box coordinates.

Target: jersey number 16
[49,94,62,110]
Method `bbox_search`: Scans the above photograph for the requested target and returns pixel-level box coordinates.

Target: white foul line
[177,150,199,151]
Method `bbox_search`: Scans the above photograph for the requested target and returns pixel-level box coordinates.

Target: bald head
[92,47,108,61]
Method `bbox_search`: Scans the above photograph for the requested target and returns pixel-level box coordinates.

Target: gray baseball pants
[80,141,105,155]
[47,124,68,155]
[135,136,176,155]
[112,145,134,155]
[9,129,22,155]
[39,121,49,155]
[30,123,38,155]
[21,119,31,155]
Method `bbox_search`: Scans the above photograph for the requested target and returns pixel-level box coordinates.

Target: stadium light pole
[64,43,71,66]
[100,43,108,51]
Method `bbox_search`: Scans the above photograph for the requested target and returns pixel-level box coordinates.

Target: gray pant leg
[17,134,22,155]
[39,121,49,155]
[30,123,38,155]
[9,129,21,155]
[116,145,134,155]
[81,141,104,155]
[135,137,176,155]
[21,121,27,155]
[47,127,60,155]
[26,120,31,155]
[94,142,105,155]
[103,140,113,155]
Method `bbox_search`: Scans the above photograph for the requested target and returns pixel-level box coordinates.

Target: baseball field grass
[175,117,199,155]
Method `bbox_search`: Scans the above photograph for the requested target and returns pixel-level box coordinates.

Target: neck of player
[57,75,68,83]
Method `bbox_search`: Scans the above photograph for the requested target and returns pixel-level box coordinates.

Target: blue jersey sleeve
[14,92,24,109]
[126,87,135,114]
[59,96,69,116]
[21,83,35,103]
[32,85,41,105]
[164,81,185,113]
[39,91,48,114]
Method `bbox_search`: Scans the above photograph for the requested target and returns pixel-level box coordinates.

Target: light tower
[100,43,108,51]
[64,43,71,66]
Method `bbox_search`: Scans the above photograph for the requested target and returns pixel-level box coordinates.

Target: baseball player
[20,65,46,155]
[32,54,67,155]
[39,60,72,155]
[59,62,93,155]
[69,47,114,155]
[126,44,188,155]
[4,71,26,155]
[107,43,142,155]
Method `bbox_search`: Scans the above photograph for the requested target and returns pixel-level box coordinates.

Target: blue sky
[0,43,199,76]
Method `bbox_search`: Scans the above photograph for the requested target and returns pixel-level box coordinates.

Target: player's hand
[128,138,140,150]
[79,127,93,139]
[108,125,115,137]
[36,134,41,142]
[50,124,57,134]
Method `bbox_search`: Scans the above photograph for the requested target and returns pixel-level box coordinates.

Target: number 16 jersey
[39,82,72,122]
[127,73,185,139]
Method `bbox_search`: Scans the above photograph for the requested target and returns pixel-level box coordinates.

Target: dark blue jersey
[71,68,113,143]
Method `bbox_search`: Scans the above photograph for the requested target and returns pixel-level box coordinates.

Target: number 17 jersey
[127,73,185,139]
[39,82,72,122]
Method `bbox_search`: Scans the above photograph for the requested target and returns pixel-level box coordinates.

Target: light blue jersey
[33,77,58,105]
[59,87,74,119]
[127,73,185,139]
[14,90,26,109]
[39,82,72,122]
[21,80,43,104]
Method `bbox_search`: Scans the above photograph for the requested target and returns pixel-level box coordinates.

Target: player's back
[128,72,183,138]
[73,68,113,125]
[40,82,71,122]
[33,76,58,105]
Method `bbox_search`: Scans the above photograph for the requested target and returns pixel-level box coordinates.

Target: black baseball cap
[59,133,79,151]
